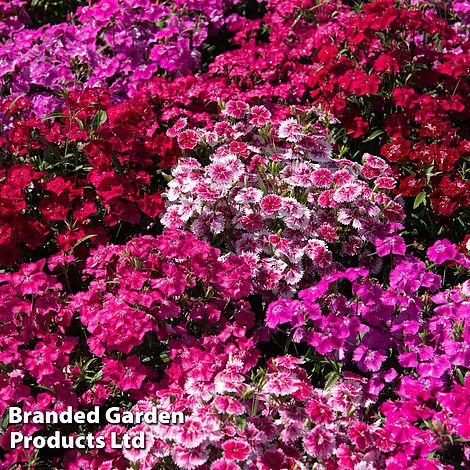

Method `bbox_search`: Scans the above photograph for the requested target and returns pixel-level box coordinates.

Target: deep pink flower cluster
[0,231,254,467]
[162,105,404,296]
[72,230,252,357]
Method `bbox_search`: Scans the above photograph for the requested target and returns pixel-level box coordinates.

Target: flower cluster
[0,231,253,467]
[0,87,181,265]
[0,0,240,116]
[162,106,404,296]
[265,242,470,467]
[156,0,469,229]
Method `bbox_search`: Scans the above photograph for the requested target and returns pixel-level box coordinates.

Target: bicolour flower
[249,106,271,127]
[278,118,304,142]
[222,439,251,461]
[303,426,335,460]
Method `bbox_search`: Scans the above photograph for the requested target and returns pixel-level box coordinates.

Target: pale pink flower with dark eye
[172,444,208,469]
[123,424,154,462]
[177,198,199,221]
[249,105,271,126]
[224,100,249,118]
[160,205,185,228]
[427,239,457,264]
[222,438,251,461]
[207,162,236,185]
[278,118,303,142]
[303,426,335,460]
[178,130,199,149]
[333,169,355,185]
[333,184,363,203]
[375,176,396,189]
[234,187,263,204]
[330,381,363,413]
[264,372,300,395]
[287,161,314,187]
[260,194,282,214]
[214,396,244,415]
[173,419,207,449]
[279,197,305,218]
[205,131,219,146]
[312,168,333,187]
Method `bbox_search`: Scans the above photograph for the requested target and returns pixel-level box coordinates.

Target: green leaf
[363,129,385,142]
[413,191,427,209]
[42,112,69,121]
[91,110,107,132]
[68,234,98,253]
[257,175,268,194]
[5,94,26,115]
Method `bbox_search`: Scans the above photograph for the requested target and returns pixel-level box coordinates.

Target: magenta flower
[375,235,406,257]
[427,239,457,264]
[222,439,251,461]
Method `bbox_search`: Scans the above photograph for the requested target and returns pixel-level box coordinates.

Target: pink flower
[303,426,335,460]
[375,235,406,257]
[214,396,244,415]
[172,444,208,469]
[333,183,362,203]
[211,459,240,470]
[264,371,301,396]
[173,419,207,449]
[311,168,333,187]
[249,105,271,126]
[427,239,457,264]
[353,345,387,372]
[265,299,298,328]
[178,130,199,150]
[222,438,250,461]
[224,100,249,118]
[277,118,303,142]
[260,195,282,214]
[102,356,149,391]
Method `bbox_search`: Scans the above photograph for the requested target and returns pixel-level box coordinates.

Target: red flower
[139,193,164,218]
[381,139,411,162]
[373,53,399,73]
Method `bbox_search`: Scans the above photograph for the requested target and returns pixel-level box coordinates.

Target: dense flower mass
[0,0,469,469]
[162,106,404,295]
[0,0,240,115]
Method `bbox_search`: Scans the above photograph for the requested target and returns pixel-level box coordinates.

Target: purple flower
[427,239,457,264]
[375,235,406,257]
[265,299,300,329]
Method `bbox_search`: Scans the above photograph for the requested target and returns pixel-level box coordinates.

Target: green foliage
[28,0,88,26]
